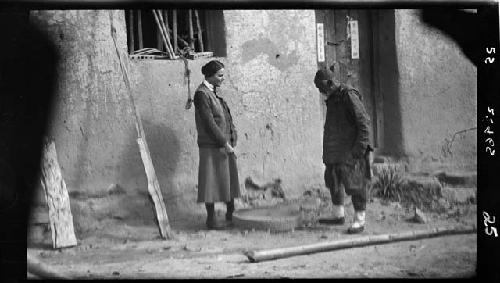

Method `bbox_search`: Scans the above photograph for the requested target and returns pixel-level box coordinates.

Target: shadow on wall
[73,82,93,192]
[66,119,202,235]
[420,9,478,66]
[0,9,59,279]
[378,10,405,158]
[116,119,199,227]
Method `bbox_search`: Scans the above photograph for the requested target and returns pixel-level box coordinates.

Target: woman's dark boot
[226,199,235,222]
[205,203,227,230]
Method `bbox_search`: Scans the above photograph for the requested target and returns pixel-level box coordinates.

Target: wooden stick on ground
[40,139,77,249]
[245,225,477,263]
[194,10,204,52]
[109,11,174,240]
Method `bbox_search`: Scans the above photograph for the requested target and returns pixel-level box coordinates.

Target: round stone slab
[232,204,301,232]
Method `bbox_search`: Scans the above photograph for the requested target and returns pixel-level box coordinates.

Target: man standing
[314,69,372,234]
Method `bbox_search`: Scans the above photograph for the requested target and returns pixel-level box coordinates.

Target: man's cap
[314,69,334,88]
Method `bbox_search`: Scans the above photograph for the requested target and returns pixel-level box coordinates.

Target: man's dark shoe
[318,217,345,225]
[206,218,228,230]
[347,225,364,234]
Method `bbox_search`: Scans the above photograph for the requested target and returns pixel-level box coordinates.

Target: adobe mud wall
[394,10,477,172]
[377,10,477,172]
[129,9,323,209]
[30,10,323,231]
[221,10,323,195]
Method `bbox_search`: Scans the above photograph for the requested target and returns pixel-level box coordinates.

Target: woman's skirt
[197,147,241,203]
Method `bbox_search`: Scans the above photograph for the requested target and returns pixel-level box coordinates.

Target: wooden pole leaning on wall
[194,10,204,52]
[109,11,174,240]
[40,139,77,249]
[245,225,477,263]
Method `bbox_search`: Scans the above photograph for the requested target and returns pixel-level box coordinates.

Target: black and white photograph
[0,0,498,280]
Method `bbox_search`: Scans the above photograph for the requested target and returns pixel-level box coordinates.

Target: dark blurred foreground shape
[421,8,478,66]
[0,8,59,280]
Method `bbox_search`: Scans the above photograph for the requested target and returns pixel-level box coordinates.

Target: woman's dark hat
[202,60,224,77]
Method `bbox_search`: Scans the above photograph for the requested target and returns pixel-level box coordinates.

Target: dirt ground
[27,196,477,279]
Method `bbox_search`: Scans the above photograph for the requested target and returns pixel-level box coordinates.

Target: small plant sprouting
[372,164,405,202]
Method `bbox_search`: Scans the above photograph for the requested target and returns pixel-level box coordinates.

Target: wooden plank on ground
[40,140,77,249]
[245,225,477,263]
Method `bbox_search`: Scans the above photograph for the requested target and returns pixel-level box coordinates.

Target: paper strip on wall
[317,23,325,62]
[349,20,359,59]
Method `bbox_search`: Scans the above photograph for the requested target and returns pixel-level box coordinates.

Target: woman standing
[193,60,240,230]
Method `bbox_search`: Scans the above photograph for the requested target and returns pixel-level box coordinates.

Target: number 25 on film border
[483,211,498,237]
[485,47,495,64]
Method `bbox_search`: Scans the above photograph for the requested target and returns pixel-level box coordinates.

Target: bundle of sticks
[152,9,205,59]
[152,10,177,59]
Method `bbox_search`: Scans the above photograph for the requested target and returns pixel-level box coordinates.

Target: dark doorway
[315,9,403,157]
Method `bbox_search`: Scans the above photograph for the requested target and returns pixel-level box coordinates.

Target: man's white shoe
[348,211,365,234]
[332,204,345,218]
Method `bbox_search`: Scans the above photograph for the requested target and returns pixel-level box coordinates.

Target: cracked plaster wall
[222,10,323,196]
[394,10,477,172]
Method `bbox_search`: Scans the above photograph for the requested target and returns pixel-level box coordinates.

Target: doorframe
[315,9,384,153]
[369,10,384,153]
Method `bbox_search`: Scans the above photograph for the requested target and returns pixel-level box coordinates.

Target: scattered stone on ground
[27,166,478,279]
[412,207,428,224]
